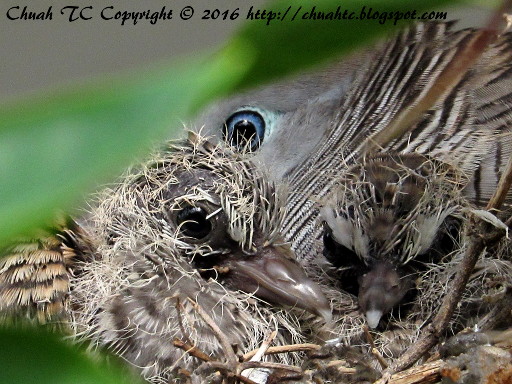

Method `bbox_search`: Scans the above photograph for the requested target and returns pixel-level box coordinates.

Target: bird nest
[172,188,512,383]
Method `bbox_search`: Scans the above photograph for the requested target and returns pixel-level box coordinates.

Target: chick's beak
[222,244,332,322]
[358,261,410,329]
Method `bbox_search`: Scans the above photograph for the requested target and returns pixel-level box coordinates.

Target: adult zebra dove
[194,22,512,261]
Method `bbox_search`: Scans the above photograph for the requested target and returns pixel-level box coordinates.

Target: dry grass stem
[242,343,321,361]
[173,338,212,362]
[364,325,389,369]
[188,298,238,366]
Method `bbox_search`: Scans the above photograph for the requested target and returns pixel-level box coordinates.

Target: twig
[240,331,277,383]
[242,343,322,361]
[372,348,389,370]
[384,360,443,384]
[375,221,488,381]
[486,148,512,212]
[325,361,358,373]
[364,325,388,369]
[187,298,238,366]
[246,331,277,362]
[175,297,194,347]
[194,361,261,384]
[177,368,191,378]
[173,338,212,362]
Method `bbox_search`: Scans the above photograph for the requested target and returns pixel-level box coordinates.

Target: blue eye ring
[223,109,266,151]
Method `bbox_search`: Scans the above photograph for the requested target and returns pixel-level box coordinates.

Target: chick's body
[282,22,512,262]
[1,136,330,383]
[315,153,512,365]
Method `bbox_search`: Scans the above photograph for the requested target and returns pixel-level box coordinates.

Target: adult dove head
[191,52,365,181]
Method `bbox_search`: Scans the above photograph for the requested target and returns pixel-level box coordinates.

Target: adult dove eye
[223,110,265,151]
[176,206,212,240]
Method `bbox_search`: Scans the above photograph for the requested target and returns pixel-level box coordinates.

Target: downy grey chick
[319,153,467,329]
[316,153,512,362]
[0,134,331,383]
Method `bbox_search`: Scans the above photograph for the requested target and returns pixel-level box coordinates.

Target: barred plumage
[0,217,83,324]
[193,22,512,264]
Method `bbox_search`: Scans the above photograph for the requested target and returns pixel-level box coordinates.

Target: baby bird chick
[319,153,466,329]
[313,153,512,369]
[0,134,330,383]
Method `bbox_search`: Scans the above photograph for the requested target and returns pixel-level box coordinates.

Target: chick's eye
[223,110,265,151]
[176,206,212,240]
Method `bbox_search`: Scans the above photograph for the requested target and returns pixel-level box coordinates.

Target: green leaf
[0,327,142,384]
[460,0,501,10]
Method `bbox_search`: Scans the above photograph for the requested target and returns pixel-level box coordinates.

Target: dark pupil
[176,207,212,239]
[224,110,265,152]
[231,120,258,149]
